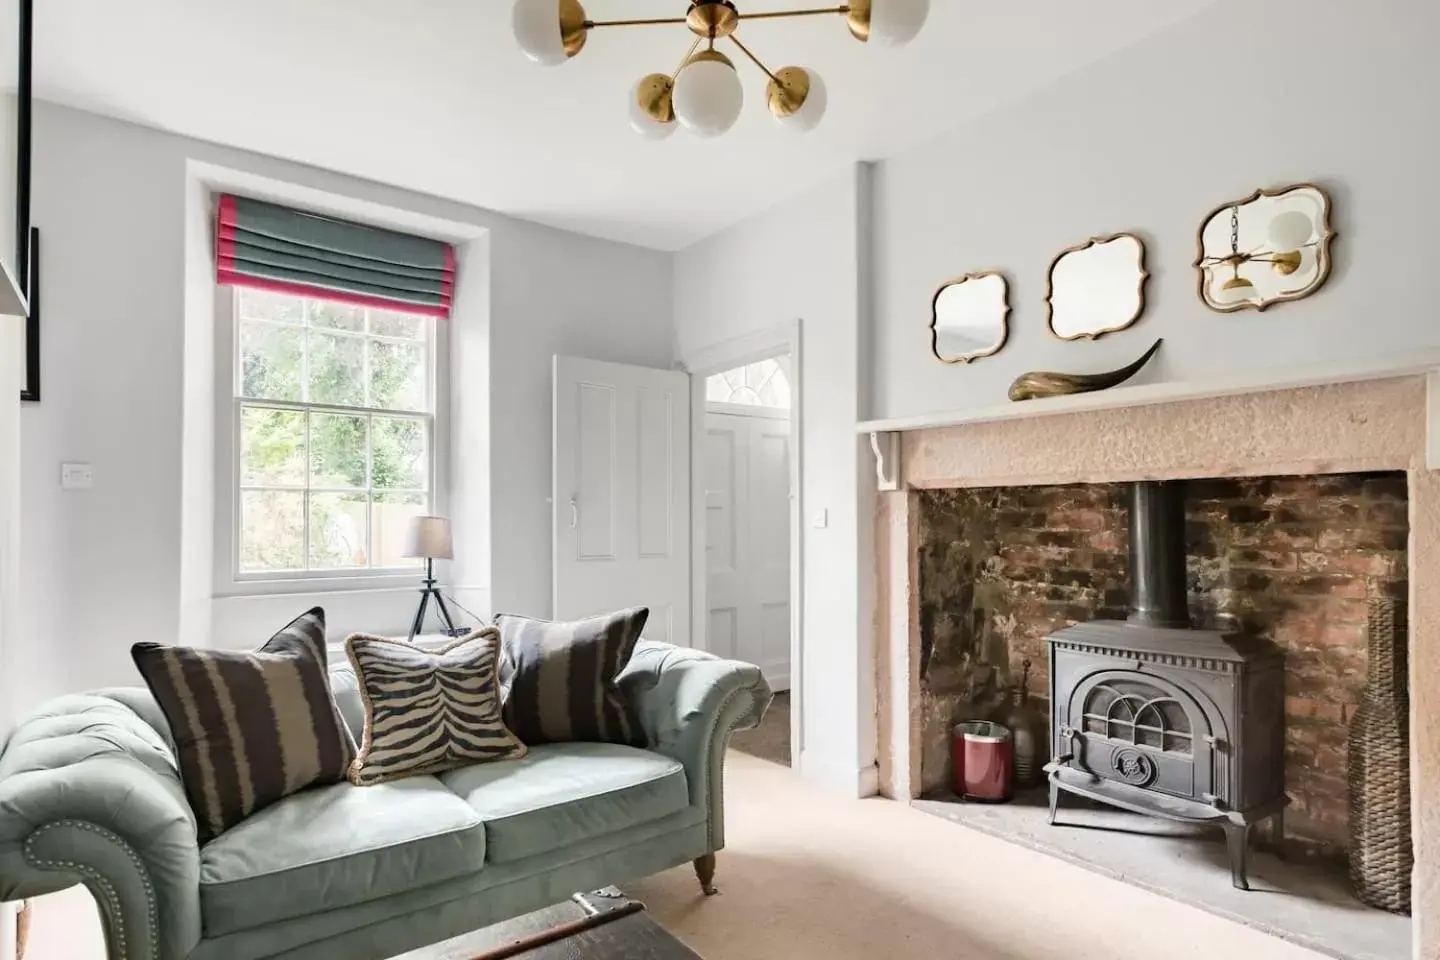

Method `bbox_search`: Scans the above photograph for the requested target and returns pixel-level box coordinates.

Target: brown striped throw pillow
[131,608,354,843]
[496,607,648,747]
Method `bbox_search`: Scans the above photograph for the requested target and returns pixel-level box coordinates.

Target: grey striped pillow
[496,608,648,747]
[345,629,526,786]
[131,607,354,844]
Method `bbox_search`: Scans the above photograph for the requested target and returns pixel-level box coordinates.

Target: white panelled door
[704,406,791,689]
[553,356,690,646]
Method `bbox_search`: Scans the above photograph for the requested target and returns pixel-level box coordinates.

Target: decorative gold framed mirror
[930,271,1010,364]
[1045,233,1148,341]
[1195,182,1335,313]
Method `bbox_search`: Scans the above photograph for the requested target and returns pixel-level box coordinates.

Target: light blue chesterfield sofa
[0,641,771,960]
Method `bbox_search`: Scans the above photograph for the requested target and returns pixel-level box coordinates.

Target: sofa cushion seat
[199,775,486,937]
[440,742,689,864]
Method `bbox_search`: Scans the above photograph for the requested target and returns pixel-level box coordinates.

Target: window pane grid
[241,486,426,495]
[241,316,424,346]
[234,290,434,577]
[239,401,430,573]
[238,295,430,414]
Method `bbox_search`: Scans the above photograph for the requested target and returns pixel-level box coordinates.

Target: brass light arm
[585,16,690,29]
[740,5,850,21]
[673,36,704,79]
[728,33,780,83]
[585,6,849,30]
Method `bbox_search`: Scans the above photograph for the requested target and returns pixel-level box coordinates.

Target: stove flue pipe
[1126,480,1193,629]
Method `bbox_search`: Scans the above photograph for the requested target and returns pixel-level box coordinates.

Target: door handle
[569,498,578,529]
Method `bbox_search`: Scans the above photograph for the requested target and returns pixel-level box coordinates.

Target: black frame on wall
[17,0,37,403]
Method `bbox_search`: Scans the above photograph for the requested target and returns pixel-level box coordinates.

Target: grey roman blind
[216,194,455,317]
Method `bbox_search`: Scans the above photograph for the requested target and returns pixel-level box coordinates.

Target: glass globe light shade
[1291,245,1317,278]
[629,74,677,140]
[1216,274,1256,304]
[771,68,827,132]
[869,0,930,46]
[1268,210,1315,252]
[1272,246,1319,282]
[513,0,582,66]
[673,52,744,138]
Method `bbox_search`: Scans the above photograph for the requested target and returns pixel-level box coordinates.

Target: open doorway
[698,354,796,767]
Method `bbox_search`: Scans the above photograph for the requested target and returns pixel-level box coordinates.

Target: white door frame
[686,319,803,762]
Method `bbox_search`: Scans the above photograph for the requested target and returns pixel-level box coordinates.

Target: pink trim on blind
[441,244,456,302]
[215,270,451,318]
[215,193,455,317]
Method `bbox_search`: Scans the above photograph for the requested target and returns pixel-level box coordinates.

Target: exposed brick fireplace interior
[917,471,1409,858]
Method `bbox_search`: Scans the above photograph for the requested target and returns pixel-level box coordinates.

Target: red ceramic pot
[952,721,1013,802]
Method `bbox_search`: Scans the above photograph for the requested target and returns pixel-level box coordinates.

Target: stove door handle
[1055,726,1091,775]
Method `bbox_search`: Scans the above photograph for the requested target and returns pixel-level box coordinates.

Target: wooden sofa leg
[16,900,31,960]
[693,854,718,896]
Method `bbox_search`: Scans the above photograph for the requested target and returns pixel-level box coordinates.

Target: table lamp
[403,515,459,641]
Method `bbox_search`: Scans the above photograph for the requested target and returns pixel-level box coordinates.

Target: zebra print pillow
[345,629,526,786]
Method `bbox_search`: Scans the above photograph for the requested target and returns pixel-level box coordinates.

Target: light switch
[812,508,828,529]
[61,462,93,490]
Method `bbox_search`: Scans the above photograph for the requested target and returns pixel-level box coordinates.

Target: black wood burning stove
[1044,480,1287,890]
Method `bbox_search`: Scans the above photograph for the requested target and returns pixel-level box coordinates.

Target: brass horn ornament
[1008,339,1163,402]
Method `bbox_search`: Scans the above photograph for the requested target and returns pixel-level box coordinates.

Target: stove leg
[1269,809,1287,860]
[1225,822,1251,891]
[1047,782,1060,825]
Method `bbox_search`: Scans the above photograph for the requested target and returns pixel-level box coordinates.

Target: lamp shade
[629,74,678,140]
[403,516,454,560]
[868,0,930,46]
[1216,275,1256,305]
[673,51,744,138]
[772,68,827,132]
[513,0,585,65]
[1268,210,1315,252]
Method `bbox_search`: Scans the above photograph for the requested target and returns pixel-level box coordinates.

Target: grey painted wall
[673,167,880,795]
[18,102,673,703]
[667,0,1438,797]
[871,1,1439,421]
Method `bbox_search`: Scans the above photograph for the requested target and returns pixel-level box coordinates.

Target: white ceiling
[23,0,1216,250]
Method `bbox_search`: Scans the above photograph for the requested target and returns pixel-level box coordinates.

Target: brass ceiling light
[512,0,929,139]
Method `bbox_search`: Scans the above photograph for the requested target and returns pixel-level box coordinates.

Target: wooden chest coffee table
[398,890,701,960]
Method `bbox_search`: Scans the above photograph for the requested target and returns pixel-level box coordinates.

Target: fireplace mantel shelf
[857,349,1440,437]
[859,350,1440,489]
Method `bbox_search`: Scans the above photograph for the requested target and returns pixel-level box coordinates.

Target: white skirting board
[0,902,16,960]
[799,751,881,799]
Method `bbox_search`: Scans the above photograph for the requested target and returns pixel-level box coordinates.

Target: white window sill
[214,571,428,600]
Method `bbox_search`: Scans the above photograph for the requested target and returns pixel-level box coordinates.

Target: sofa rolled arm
[0,692,202,960]
[620,642,773,851]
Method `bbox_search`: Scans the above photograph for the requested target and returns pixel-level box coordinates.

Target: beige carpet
[24,752,1322,960]
[728,690,790,766]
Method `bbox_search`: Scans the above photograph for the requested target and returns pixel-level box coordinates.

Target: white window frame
[213,287,450,596]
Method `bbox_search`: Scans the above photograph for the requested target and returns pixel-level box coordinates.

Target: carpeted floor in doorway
[729,691,790,766]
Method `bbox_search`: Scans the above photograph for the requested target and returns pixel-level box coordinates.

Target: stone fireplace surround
[873,375,1439,954]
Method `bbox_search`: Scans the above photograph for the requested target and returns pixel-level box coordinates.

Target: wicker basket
[1347,596,1412,914]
